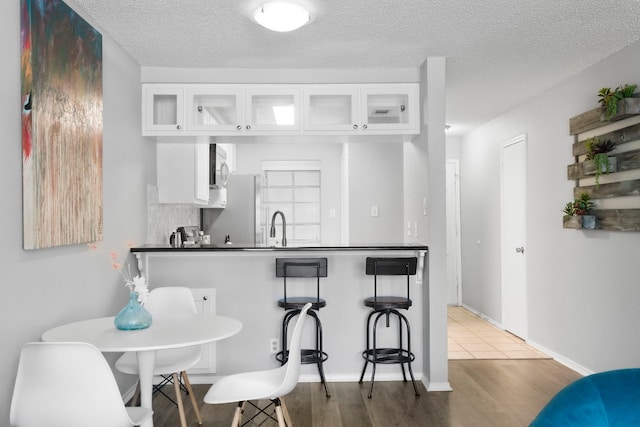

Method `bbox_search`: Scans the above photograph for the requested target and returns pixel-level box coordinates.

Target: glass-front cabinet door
[360,84,419,132]
[143,85,184,134]
[244,87,301,132]
[303,86,360,132]
[186,87,244,133]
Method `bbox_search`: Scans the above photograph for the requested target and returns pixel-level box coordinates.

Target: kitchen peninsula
[130,243,449,391]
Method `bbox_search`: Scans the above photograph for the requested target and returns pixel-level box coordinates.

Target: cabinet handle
[246,125,251,130]
[236,125,242,131]
[176,125,182,130]
[203,295,208,301]
[353,124,358,130]
[362,124,368,129]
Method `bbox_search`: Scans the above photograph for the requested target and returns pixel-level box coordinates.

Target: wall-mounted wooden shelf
[569,98,640,135]
[566,107,640,231]
[591,209,640,231]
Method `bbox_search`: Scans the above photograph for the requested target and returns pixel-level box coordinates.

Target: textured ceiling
[72,0,640,135]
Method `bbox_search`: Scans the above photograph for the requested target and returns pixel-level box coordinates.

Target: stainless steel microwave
[209,144,229,188]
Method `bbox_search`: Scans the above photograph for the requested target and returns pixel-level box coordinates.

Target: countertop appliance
[176,226,201,244]
[209,144,229,188]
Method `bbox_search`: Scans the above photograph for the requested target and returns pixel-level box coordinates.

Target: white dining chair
[204,302,311,427]
[116,287,203,427]
[10,341,153,427]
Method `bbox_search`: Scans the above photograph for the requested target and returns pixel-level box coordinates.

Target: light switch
[370,205,379,217]
[329,208,336,218]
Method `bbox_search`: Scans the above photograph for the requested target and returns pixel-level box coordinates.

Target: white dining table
[42,314,243,427]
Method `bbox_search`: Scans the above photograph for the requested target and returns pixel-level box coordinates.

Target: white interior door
[501,135,527,339]
[446,160,462,305]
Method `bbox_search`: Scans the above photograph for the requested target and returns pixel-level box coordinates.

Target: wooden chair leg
[275,402,287,427]
[231,401,244,427]
[281,398,293,426]
[173,373,187,427]
[182,371,203,425]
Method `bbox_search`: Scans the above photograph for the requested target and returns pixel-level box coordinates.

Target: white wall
[347,142,405,243]
[446,134,462,160]
[1,1,151,422]
[460,40,640,373]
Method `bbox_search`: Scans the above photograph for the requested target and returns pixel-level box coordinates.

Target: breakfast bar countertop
[131,243,429,253]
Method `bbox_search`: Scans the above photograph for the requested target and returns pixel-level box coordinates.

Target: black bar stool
[359,257,420,398]
[275,257,330,397]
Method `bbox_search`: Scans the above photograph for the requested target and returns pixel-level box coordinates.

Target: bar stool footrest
[362,348,415,364]
[276,349,329,365]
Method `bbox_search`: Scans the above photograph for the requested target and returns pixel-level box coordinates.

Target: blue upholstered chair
[530,368,640,426]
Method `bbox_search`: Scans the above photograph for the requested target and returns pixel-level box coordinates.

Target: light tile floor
[448,306,549,360]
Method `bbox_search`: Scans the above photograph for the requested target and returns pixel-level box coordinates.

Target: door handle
[515,247,524,254]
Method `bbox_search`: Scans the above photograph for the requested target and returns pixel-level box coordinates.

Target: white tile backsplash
[146,184,200,244]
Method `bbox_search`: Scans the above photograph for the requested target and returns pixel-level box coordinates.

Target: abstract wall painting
[21,0,103,249]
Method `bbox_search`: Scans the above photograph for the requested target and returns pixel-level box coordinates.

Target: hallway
[448,306,549,360]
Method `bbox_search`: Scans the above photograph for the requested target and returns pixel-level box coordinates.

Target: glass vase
[114,291,152,330]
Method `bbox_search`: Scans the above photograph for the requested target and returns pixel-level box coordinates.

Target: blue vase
[114,291,152,330]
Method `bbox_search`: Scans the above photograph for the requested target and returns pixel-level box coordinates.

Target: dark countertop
[131,243,428,253]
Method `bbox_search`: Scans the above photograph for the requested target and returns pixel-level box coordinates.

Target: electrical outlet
[270,338,279,354]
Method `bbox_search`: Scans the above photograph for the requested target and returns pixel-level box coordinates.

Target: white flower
[132,275,149,305]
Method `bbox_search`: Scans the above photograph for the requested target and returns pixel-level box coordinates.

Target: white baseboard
[424,380,453,392]
[121,370,454,399]
[187,371,424,385]
[461,303,503,329]
[526,339,593,377]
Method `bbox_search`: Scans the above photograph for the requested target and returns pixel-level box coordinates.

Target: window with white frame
[261,161,321,245]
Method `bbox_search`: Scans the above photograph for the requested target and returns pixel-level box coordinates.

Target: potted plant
[584,136,616,189]
[563,193,597,229]
[574,192,597,229]
[598,83,638,121]
[562,201,581,229]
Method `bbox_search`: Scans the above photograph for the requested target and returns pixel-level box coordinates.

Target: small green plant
[598,83,638,120]
[584,137,615,189]
[562,202,576,216]
[573,192,595,216]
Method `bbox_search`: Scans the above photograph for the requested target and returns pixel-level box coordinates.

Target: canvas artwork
[21,0,103,249]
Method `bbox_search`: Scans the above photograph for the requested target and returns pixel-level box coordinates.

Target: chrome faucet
[269,210,287,247]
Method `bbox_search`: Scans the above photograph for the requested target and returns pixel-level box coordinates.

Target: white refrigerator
[201,174,264,245]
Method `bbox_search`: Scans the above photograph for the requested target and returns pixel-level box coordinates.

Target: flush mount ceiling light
[253,2,311,32]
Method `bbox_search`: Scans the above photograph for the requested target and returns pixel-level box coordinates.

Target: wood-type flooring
[148,359,581,426]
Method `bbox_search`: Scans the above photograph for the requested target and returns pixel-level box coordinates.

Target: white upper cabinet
[303,84,419,134]
[244,86,302,133]
[360,84,419,133]
[143,83,419,137]
[303,86,360,132]
[157,140,210,205]
[143,85,185,134]
[186,88,244,134]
